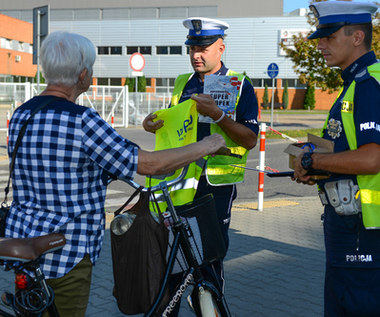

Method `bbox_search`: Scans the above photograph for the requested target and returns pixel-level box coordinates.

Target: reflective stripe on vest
[146,98,201,210]
[339,62,380,229]
[171,70,250,186]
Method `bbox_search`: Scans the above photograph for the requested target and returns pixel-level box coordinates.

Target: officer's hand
[191,94,223,121]
[292,153,314,185]
[142,113,164,133]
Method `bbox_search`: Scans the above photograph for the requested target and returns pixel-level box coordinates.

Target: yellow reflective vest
[146,99,203,210]
[171,70,250,186]
[323,62,380,229]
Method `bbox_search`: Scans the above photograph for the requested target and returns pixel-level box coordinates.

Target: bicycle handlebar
[109,165,189,192]
[109,145,237,190]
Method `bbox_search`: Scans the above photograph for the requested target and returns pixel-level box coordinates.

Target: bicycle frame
[117,166,231,317]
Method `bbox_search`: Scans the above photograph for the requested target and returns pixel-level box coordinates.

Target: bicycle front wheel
[199,289,222,317]
[192,286,230,317]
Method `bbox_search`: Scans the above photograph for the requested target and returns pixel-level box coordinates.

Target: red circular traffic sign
[129,53,145,72]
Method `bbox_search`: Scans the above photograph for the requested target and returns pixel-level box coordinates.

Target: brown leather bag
[110,188,169,315]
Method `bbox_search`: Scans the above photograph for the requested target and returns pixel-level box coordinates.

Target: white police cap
[308,1,378,39]
[183,17,229,46]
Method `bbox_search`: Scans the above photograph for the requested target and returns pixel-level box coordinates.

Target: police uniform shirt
[318,51,380,268]
[177,62,259,141]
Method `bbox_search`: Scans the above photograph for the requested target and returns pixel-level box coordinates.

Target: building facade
[0,1,339,109]
[0,14,36,82]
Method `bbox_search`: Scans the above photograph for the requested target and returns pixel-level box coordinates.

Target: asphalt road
[113,126,320,205]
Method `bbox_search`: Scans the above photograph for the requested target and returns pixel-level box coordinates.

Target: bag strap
[114,186,144,217]
[3,97,60,203]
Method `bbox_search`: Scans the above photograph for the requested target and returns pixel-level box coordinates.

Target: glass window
[98,46,109,55]
[263,78,277,87]
[97,78,109,85]
[169,46,182,55]
[145,78,152,86]
[251,79,262,87]
[156,46,169,55]
[110,46,122,55]
[155,78,166,86]
[110,78,122,86]
[140,46,152,55]
[295,80,307,88]
[284,79,296,88]
[127,46,138,55]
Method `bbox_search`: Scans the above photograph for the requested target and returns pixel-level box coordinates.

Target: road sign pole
[267,63,279,129]
[270,78,275,128]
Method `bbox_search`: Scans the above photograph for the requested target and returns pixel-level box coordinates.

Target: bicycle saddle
[0,233,66,262]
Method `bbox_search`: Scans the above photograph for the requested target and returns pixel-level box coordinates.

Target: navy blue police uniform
[308,2,380,316]
[166,17,259,316]
[318,51,380,317]
[175,62,259,293]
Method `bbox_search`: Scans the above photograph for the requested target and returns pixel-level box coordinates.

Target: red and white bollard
[111,109,115,128]
[257,123,266,211]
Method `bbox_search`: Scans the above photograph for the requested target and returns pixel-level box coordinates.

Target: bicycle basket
[173,193,227,267]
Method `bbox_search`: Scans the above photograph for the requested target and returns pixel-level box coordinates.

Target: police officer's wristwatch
[301,152,314,171]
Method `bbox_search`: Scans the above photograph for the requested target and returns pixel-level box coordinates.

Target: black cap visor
[185,35,223,46]
[308,20,356,40]
[308,25,344,39]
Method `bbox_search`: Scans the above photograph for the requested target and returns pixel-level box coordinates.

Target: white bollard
[257,123,266,211]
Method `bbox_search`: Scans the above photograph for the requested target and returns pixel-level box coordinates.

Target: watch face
[301,153,313,170]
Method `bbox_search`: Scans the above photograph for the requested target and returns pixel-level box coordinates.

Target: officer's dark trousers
[325,265,380,316]
[167,176,236,316]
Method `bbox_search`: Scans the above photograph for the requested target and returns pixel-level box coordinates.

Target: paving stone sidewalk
[86,196,325,317]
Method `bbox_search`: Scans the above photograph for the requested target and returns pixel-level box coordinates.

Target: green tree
[304,84,316,110]
[124,78,135,92]
[137,75,146,92]
[280,0,342,92]
[282,80,289,109]
[125,76,147,92]
[262,83,269,106]
[280,0,380,93]
[33,72,45,84]
[371,2,380,57]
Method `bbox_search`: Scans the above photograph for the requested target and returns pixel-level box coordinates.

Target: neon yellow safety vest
[171,70,250,186]
[322,62,380,229]
[146,99,203,210]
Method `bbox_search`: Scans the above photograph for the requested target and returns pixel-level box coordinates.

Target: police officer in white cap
[143,17,259,315]
[293,2,380,316]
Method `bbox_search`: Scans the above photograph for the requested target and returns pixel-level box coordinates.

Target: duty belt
[319,179,361,216]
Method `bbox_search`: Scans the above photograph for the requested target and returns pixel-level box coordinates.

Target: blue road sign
[267,63,279,79]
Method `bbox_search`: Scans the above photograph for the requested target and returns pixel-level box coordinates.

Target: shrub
[304,84,316,110]
[282,80,289,109]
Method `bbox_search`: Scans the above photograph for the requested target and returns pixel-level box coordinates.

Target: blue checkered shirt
[5,96,139,279]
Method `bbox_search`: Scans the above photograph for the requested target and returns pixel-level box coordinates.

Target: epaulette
[354,68,371,83]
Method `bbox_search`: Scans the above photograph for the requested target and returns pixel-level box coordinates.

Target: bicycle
[0,233,66,317]
[112,165,232,317]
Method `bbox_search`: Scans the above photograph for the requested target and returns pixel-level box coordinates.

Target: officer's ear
[352,29,365,48]
[217,39,225,56]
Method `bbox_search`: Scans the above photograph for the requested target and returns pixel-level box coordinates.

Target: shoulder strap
[3,96,60,202]
[114,186,144,216]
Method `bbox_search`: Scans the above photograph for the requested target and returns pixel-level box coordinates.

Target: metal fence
[0,83,171,130]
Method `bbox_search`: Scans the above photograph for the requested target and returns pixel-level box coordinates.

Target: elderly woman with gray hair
[5,31,225,316]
